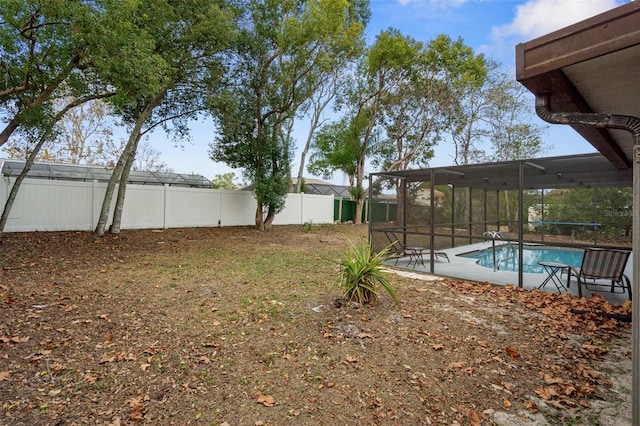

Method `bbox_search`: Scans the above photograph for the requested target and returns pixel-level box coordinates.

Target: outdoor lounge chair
[568,248,632,300]
[383,231,450,267]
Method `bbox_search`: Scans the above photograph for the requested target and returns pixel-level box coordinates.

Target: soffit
[515,1,640,170]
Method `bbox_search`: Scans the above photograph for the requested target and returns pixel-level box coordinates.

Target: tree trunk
[354,197,363,225]
[264,208,275,231]
[0,93,109,236]
[295,78,334,192]
[93,152,125,237]
[94,90,165,237]
[504,191,511,231]
[395,182,405,224]
[109,133,141,234]
[254,203,264,231]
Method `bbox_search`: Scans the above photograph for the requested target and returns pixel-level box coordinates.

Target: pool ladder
[483,231,516,271]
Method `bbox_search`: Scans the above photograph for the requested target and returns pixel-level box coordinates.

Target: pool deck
[387,242,633,305]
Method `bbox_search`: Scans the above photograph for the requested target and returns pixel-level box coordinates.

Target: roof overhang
[515,1,640,170]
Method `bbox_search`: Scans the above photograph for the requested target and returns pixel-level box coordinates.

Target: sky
[149,0,627,184]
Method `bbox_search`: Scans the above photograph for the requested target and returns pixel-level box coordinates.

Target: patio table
[537,261,569,293]
[406,246,427,269]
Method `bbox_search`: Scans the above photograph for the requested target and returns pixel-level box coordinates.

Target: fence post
[91,179,98,230]
[163,184,169,229]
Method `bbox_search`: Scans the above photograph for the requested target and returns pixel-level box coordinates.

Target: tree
[0,1,107,146]
[294,70,339,193]
[210,0,369,231]
[211,172,237,190]
[93,0,236,236]
[374,34,486,222]
[310,31,485,224]
[447,63,548,166]
[2,96,121,165]
[47,98,116,165]
[314,29,421,224]
[484,78,548,226]
[308,113,369,189]
[131,141,172,173]
[0,92,111,234]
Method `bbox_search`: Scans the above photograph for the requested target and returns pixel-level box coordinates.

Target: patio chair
[568,248,632,300]
[383,231,449,266]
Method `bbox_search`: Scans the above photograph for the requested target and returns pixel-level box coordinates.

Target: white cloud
[492,0,622,41]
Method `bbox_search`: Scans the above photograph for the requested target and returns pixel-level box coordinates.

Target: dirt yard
[0,224,632,425]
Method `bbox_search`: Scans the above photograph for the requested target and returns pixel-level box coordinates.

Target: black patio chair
[568,248,632,300]
[383,231,449,266]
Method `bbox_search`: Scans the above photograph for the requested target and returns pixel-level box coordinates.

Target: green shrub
[334,241,398,305]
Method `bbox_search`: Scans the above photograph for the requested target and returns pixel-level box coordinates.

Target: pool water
[460,245,585,273]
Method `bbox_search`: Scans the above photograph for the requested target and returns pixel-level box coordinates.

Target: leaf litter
[0,225,632,425]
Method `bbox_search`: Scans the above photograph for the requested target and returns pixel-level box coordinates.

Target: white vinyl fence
[0,178,334,232]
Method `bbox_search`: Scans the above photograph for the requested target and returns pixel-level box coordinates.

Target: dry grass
[0,224,632,425]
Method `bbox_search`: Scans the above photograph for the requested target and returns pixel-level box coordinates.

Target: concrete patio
[387,241,633,305]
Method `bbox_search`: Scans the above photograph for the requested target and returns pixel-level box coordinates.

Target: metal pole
[518,162,524,289]
[534,94,640,421]
[633,146,640,424]
[451,185,455,247]
[430,170,436,273]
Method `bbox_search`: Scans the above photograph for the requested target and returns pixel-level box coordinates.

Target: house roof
[0,159,213,188]
[515,1,640,170]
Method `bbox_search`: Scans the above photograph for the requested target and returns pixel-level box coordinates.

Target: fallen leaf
[199,356,210,364]
[99,355,116,364]
[469,409,482,426]
[431,344,445,351]
[356,332,372,338]
[140,363,151,371]
[525,400,539,412]
[343,356,358,364]
[129,403,145,420]
[257,394,276,407]
[0,371,10,381]
[448,361,466,368]
[51,362,65,373]
[503,398,512,408]
[505,346,521,359]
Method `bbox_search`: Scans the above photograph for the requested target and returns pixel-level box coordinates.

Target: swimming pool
[460,245,585,273]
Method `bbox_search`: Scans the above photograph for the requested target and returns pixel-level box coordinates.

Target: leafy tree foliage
[0,1,120,146]
[310,30,485,224]
[211,172,237,190]
[210,0,369,231]
[94,0,237,236]
[3,97,119,164]
[448,62,548,165]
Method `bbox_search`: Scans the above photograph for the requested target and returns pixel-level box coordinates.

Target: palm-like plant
[334,241,399,305]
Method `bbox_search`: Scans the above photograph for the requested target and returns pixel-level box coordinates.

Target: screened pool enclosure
[369,152,633,289]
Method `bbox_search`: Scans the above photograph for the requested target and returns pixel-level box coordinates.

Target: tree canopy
[209,0,369,231]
